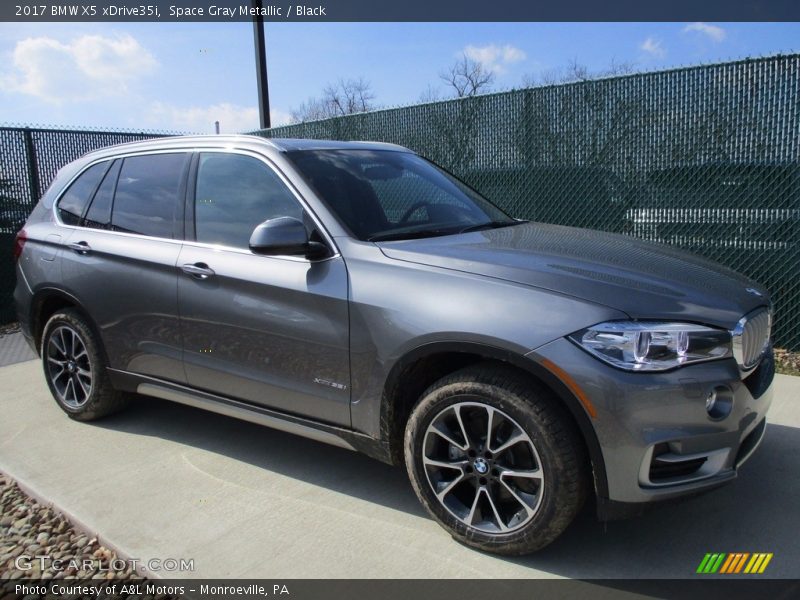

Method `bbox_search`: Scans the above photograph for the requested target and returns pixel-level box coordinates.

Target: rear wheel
[41,309,128,421]
[404,364,588,555]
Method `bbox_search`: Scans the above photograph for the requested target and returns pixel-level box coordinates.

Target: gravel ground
[0,473,178,598]
[775,348,800,377]
[0,322,21,337]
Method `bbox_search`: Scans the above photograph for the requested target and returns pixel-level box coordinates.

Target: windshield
[285,149,519,241]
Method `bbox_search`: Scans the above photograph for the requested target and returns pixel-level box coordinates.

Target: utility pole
[252,0,271,129]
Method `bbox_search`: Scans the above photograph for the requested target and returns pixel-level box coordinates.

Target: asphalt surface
[0,358,798,579]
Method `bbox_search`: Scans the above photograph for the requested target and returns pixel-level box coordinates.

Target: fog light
[706,385,733,420]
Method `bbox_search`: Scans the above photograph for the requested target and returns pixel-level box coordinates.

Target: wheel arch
[380,341,609,500]
[30,287,103,358]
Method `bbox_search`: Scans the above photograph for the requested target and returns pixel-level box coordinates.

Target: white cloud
[640,37,666,58]
[3,33,157,103]
[462,44,527,74]
[270,108,293,127]
[149,102,261,133]
[683,22,727,42]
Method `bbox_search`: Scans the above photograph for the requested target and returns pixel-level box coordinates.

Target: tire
[41,308,129,421]
[404,363,588,555]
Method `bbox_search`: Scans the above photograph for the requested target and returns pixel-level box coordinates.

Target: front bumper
[529,338,774,510]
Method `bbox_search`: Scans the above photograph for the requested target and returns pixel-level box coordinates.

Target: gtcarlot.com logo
[15,555,194,573]
[696,552,773,574]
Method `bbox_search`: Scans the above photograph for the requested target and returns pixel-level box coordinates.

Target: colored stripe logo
[696,553,773,574]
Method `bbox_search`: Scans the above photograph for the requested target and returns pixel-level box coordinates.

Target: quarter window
[194,153,304,249]
[57,162,108,226]
[111,153,189,238]
[83,160,121,229]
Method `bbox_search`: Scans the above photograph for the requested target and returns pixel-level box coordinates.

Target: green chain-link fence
[254,54,800,350]
[1,55,798,348]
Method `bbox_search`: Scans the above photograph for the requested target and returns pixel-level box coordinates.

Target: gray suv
[13,136,774,555]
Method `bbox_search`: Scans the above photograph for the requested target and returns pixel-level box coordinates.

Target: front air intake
[649,444,708,482]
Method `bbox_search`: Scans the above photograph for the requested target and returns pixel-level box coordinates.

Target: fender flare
[382,340,609,499]
[30,287,101,354]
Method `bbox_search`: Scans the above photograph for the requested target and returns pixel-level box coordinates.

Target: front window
[194,153,304,249]
[286,149,518,241]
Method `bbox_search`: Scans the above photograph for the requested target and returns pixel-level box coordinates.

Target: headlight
[569,321,732,372]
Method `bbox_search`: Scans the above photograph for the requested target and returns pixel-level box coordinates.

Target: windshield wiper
[458,220,527,234]
[367,228,458,242]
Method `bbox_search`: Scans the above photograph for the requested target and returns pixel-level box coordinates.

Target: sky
[0,21,798,133]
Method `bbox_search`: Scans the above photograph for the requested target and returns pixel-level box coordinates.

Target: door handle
[181,262,215,279]
[68,241,91,255]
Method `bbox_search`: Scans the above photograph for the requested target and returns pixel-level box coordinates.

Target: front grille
[733,307,772,371]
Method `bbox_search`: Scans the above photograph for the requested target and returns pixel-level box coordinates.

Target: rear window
[111,153,189,238]
[57,162,108,226]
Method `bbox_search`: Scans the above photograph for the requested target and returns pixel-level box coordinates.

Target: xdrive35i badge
[313,377,347,391]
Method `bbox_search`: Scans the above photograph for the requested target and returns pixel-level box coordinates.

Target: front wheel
[404,364,588,555]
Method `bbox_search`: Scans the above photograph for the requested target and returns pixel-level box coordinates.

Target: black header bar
[3,0,800,22]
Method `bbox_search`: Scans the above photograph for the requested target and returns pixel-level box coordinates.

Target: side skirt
[107,368,387,457]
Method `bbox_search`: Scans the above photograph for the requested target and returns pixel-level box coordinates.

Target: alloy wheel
[46,325,93,409]
[422,401,544,533]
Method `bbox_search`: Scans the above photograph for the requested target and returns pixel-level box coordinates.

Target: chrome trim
[137,382,356,451]
[50,146,341,261]
[731,307,772,373]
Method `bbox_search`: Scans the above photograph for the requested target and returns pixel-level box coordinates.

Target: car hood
[377,222,769,329]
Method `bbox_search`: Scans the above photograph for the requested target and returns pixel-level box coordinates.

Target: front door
[177,151,351,426]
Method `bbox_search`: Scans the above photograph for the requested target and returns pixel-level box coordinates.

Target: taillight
[12,229,27,261]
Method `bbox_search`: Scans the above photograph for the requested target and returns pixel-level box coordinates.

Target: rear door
[60,152,190,382]
[176,150,351,426]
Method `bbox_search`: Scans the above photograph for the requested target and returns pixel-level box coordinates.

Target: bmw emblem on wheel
[473,457,489,474]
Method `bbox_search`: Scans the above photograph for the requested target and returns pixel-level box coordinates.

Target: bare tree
[291,78,376,123]
[522,58,637,87]
[521,68,563,87]
[418,84,443,103]
[440,54,495,98]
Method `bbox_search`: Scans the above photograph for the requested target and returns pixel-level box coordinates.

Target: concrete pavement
[1,357,798,579]
[0,332,35,367]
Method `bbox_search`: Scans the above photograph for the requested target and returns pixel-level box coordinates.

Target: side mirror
[249,217,329,259]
